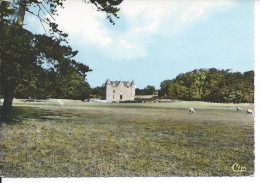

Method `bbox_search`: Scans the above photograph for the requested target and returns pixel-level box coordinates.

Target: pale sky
[24,0,254,89]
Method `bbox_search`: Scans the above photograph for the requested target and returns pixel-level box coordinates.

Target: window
[113,95,115,99]
[113,90,115,93]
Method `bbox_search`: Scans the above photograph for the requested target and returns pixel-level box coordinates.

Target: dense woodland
[159,68,254,103]
[14,65,91,100]
[135,85,156,95]
[2,67,254,103]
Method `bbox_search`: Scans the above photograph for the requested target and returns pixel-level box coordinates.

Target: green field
[0,99,255,177]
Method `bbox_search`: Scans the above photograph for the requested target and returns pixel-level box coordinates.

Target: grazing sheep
[57,99,64,107]
[247,109,254,115]
[237,107,242,112]
[189,107,195,114]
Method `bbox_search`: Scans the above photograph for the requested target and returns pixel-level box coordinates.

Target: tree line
[159,68,254,103]
[12,68,254,104]
[14,63,91,101]
[136,85,156,95]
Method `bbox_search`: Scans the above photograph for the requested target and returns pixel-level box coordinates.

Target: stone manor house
[104,79,135,101]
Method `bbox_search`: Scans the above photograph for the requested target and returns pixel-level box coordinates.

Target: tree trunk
[0,1,26,123]
[0,1,5,124]
[0,1,4,24]
[1,85,15,122]
[16,0,26,26]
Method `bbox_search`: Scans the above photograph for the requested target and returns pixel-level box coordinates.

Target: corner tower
[105,79,112,101]
[130,80,136,100]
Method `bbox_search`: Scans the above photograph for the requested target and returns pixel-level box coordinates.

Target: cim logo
[232,163,246,172]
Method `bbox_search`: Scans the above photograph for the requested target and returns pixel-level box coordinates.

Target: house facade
[104,80,135,101]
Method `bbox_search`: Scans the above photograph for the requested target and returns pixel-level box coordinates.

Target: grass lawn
[0,99,255,177]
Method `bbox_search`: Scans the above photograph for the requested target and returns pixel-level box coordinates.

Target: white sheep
[237,107,242,112]
[189,107,195,114]
[247,109,254,115]
[57,99,64,107]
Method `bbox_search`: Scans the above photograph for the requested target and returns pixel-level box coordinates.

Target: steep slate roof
[105,80,134,87]
[111,81,130,87]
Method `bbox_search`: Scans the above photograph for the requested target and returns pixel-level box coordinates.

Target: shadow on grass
[0,106,59,124]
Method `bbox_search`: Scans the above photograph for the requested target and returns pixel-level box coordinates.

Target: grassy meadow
[0,99,255,177]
